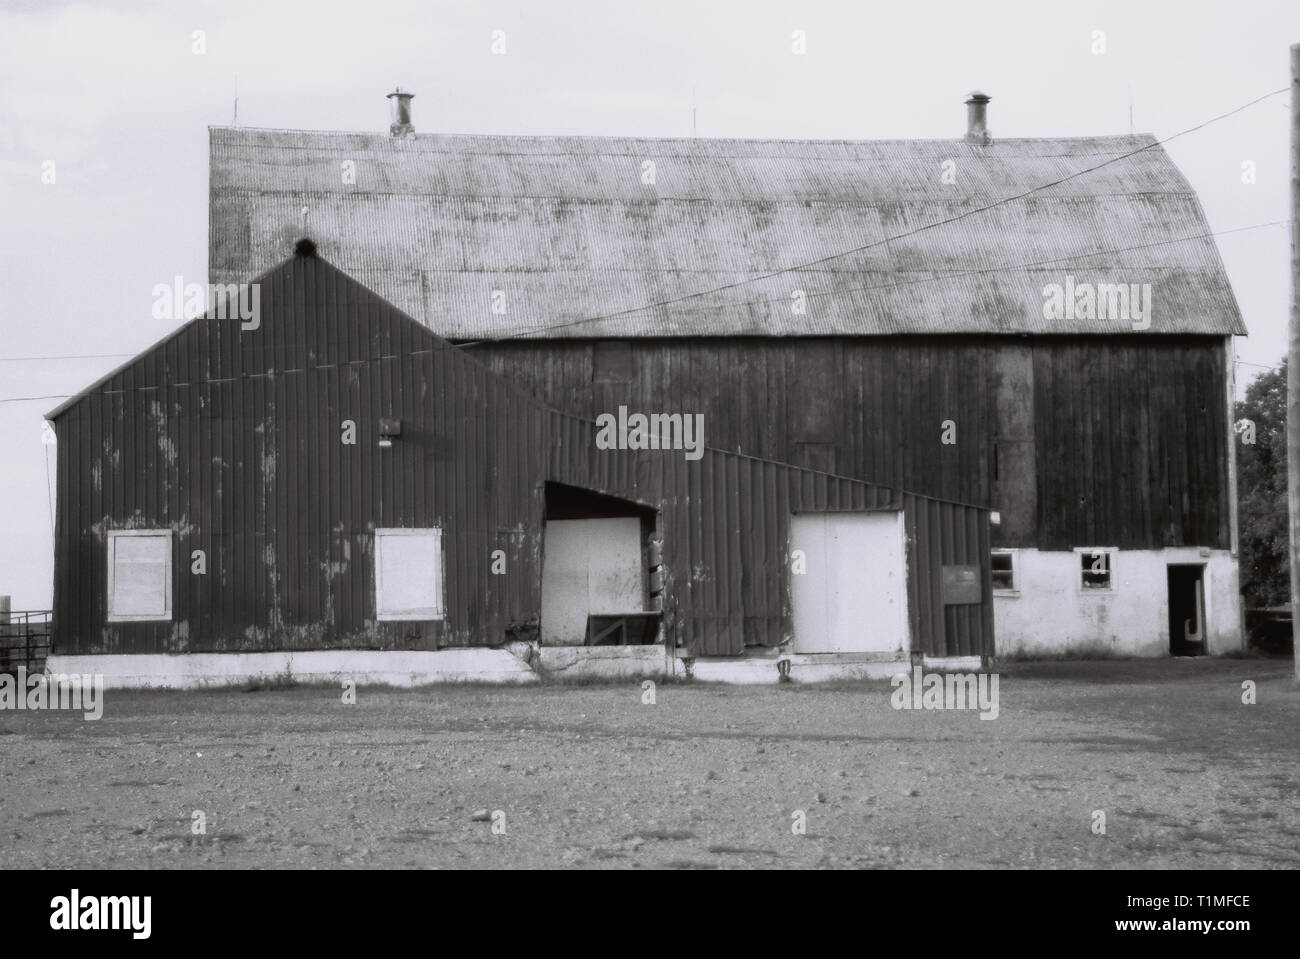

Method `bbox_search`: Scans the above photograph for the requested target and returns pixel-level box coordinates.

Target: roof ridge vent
[964,91,991,145]
[387,87,415,138]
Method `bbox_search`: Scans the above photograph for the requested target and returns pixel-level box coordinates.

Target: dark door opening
[1168,564,1207,656]
[540,483,661,646]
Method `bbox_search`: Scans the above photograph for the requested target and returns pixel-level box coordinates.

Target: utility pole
[1289,43,1300,681]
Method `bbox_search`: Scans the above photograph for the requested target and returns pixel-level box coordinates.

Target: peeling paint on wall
[51,252,993,659]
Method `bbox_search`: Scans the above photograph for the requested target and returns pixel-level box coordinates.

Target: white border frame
[1074,546,1117,594]
[375,527,446,621]
[106,529,173,622]
[991,547,1019,596]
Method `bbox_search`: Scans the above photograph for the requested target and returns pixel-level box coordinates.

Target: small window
[1080,549,1113,590]
[107,530,173,621]
[991,550,1016,591]
[375,528,445,620]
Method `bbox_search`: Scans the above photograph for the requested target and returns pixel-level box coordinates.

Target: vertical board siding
[1031,338,1230,550]
[548,408,990,657]
[52,256,548,655]
[476,335,1231,551]
[51,256,993,660]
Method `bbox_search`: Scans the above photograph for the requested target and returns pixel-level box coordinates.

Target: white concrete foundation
[534,644,670,680]
[44,649,540,689]
[43,646,985,687]
[673,652,983,683]
[993,547,1243,657]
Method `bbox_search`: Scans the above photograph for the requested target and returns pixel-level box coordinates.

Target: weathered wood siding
[1031,338,1231,549]
[473,335,1231,550]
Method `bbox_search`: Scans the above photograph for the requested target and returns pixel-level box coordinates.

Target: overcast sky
[1,0,1298,609]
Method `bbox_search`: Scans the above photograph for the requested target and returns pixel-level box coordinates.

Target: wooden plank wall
[1032,338,1230,549]
[474,334,1231,551]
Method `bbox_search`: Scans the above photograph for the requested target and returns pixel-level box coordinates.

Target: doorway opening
[1168,564,1207,656]
[539,483,660,646]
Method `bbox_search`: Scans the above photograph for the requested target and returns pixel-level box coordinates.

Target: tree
[1235,361,1289,607]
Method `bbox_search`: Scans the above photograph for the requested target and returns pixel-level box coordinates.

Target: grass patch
[240,671,300,692]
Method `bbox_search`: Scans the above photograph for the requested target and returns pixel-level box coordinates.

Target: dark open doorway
[1168,564,1207,656]
[540,483,661,646]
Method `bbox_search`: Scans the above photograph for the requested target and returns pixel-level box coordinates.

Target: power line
[496,218,1287,325]
[0,87,1288,400]
[0,213,1282,407]
[44,443,55,536]
[0,352,136,363]
[0,394,76,404]
[0,215,1283,381]
[460,84,1289,346]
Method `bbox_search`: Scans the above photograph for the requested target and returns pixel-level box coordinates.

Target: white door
[790,512,908,653]
[540,517,643,644]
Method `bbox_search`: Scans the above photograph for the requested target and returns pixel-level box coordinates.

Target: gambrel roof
[210,126,1246,338]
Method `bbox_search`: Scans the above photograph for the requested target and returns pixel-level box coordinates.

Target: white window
[1076,547,1115,591]
[375,528,445,620]
[107,530,173,621]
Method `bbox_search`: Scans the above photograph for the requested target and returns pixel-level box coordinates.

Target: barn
[207,89,1247,658]
[44,243,993,686]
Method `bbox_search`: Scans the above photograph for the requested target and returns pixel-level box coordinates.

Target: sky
[1,0,1298,609]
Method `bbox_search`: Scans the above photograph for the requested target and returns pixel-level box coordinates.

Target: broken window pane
[991,551,1015,591]
[1081,551,1111,589]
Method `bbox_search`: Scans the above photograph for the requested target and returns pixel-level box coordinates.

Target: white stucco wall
[993,548,1242,657]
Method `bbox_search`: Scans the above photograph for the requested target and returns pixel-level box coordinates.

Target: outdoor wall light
[379,417,401,449]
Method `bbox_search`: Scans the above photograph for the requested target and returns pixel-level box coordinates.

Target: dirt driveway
[2,658,1298,869]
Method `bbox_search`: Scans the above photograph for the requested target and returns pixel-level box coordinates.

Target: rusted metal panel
[545,404,990,658]
[52,254,535,654]
[50,253,994,660]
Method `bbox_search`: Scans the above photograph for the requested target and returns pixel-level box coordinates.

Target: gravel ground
[1,657,1298,869]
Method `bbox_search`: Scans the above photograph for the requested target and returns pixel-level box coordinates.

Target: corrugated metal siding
[209,127,1245,338]
[545,409,990,657]
[906,494,994,658]
[52,254,993,660]
[53,255,550,655]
